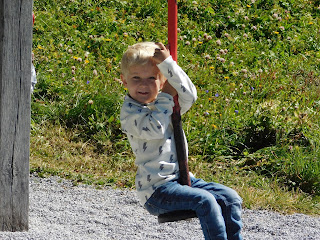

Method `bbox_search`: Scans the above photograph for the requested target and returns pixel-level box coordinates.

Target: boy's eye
[132,76,140,81]
[131,76,157,81]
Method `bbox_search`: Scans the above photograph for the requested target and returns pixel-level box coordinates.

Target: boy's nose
[140,78,149,85]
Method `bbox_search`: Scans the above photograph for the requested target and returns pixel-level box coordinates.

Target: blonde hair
[121,42,160,77]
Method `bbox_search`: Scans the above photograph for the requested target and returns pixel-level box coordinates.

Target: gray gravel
[0,175,319,240]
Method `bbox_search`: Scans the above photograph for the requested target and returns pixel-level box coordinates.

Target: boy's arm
[162,80,177,97]
[153,43,177,97]
[153,43,197,115]
[157,58,197,115]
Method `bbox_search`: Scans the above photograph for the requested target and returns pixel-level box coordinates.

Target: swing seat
[158,210,197,223]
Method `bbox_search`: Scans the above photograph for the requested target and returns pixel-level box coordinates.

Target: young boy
[120,42,243,240]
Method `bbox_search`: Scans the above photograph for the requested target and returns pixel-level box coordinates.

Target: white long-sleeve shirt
[120,56,197,205]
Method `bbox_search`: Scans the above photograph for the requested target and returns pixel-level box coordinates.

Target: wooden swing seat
[158,209,197,223]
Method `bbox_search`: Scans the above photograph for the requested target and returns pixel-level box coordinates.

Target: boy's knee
[195,193,219,216]
[225,188,242,205]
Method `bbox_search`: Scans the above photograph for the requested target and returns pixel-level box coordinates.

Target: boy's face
[121,61,164,104]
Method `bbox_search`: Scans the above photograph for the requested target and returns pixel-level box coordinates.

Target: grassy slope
[31,0,320,215]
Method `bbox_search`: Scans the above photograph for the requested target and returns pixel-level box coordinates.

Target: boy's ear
[160,77,167,90]
[121,74,127,87]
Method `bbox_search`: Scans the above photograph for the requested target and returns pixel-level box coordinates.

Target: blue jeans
[144,177,243,240]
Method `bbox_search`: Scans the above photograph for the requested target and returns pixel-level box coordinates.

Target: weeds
[31,0,320,214]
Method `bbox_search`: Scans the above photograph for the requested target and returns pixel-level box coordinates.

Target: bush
[32,0,320,197]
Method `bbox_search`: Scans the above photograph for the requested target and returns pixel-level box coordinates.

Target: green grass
[31,0,320,215]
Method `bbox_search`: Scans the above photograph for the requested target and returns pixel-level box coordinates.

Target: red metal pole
[168,0,191,187]
[158,0,196,223]
[168,0,178,61]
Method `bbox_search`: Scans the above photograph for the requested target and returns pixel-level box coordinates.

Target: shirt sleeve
[120,93,174,140]
[157,56,197,115]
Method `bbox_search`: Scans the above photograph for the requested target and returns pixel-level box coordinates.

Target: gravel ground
[0,175,319,240]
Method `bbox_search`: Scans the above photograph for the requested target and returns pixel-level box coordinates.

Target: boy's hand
[153,42,171,64]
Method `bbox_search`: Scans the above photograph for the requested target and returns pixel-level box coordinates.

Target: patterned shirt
[120,56,197,205]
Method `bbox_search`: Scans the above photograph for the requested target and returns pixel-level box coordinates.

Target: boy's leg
[191,177,243,240]
[144,180,228,240]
